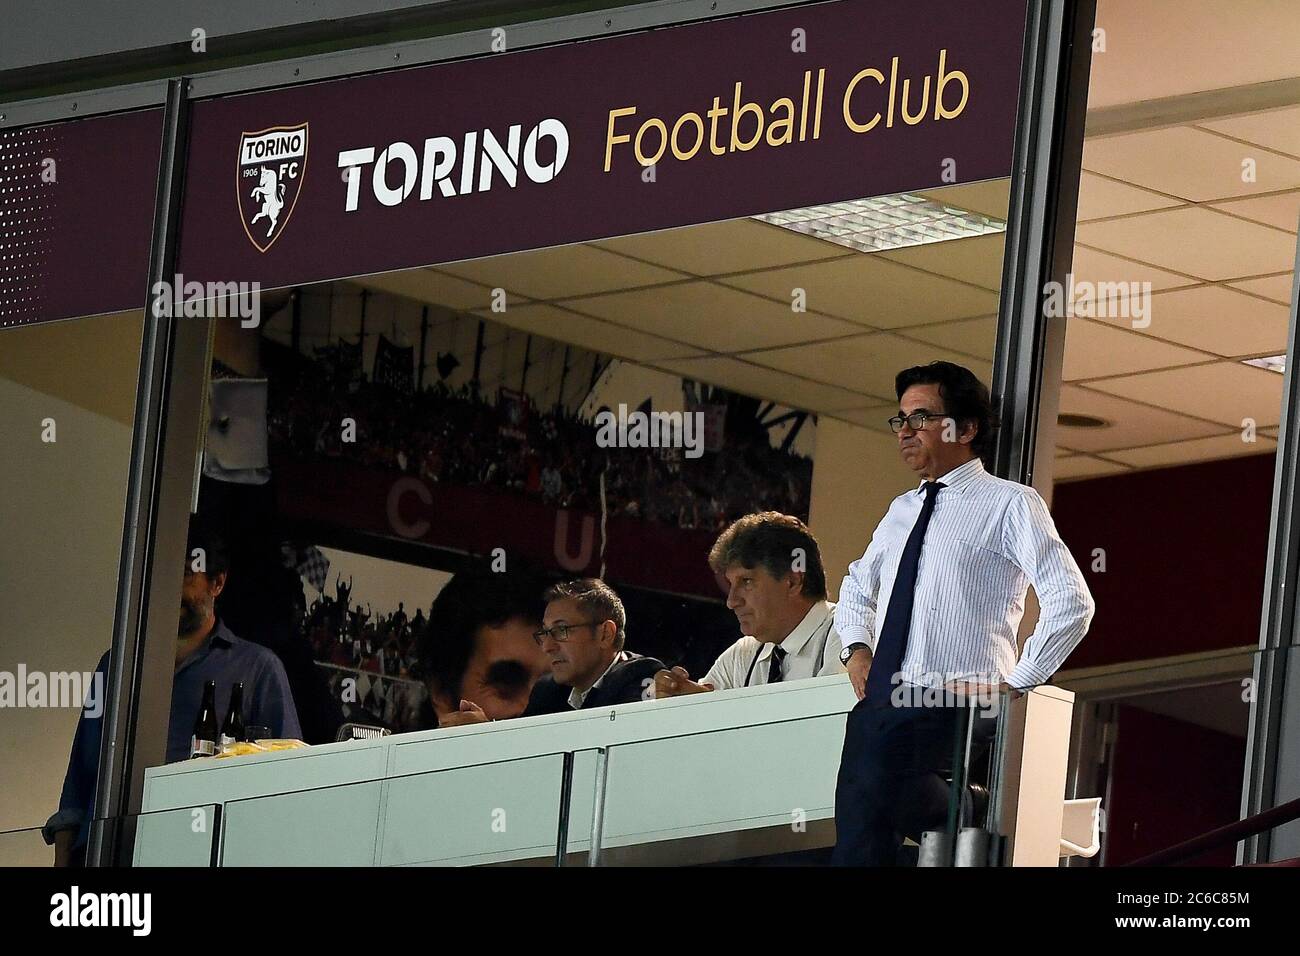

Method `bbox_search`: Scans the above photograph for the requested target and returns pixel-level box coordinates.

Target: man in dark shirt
[44,519,301,866]
[523,578,665,715]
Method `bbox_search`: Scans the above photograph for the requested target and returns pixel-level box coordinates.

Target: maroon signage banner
[0,109,163,328]
[179,0,1028,289]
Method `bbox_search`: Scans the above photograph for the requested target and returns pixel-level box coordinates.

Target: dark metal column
[983,0,1096,866]
[991,0,1096,498]
[1241,227,1300,864]
[555,752,575,867]
[87,76,212,866]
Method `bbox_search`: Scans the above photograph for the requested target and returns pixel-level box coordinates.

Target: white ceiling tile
[902,315,999,362]
[1199,106,1300,160]
[358,268,528,311]
[743,332,993,402]
[1229,273,1295,306]
[562,281,862,352]
[1075,206,1298,281]
[916,179,1011,219]
[1055,384,1228,452]
[1062,319,1207,380]
[828,404,899,433]
[592,219,850,275]
[1082,126,1300,202]
[1208,191,1300,233]
[1052,456,1132,481]
[439,245,688,299]
[719,255,1000,329]
[1086,0,1300,109]
[469,303,703,362]
[1070,244,1194,290]
[650,355,874,413]
[877,233,1008,292]
[1075,171,1181,221]
[1082,285,1290,358]
[1086,362,1284,428]
[1105,433,1276,469]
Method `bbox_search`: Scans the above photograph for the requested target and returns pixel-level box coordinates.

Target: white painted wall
[808,417,916,602]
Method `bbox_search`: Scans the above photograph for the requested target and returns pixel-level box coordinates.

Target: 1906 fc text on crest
[237,124,309,252]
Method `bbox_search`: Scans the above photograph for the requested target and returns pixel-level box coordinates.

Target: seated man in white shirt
[655,512,842,697]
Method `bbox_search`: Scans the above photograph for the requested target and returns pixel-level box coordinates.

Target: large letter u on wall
[554,510,594,571]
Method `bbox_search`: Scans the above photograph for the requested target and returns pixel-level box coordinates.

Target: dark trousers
[831,699,995,866]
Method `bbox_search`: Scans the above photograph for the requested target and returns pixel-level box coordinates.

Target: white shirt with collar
[568,650,631,710]
[704,600,843,691]
[835,456,1094,690]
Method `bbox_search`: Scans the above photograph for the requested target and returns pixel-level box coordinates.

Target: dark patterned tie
[767,645,787,684]
[865,481,945,706]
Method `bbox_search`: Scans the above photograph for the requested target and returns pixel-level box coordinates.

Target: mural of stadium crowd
[262,285,816,532]
[304,572,429,734]
[256,284,819,733]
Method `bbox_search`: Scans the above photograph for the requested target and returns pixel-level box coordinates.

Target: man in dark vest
[524,578,665,715]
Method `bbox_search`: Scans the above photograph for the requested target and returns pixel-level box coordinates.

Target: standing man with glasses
[524,578,666,715]
[832,361,1094,866]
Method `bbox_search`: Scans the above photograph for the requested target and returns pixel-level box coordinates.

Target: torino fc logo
[237,124,308,252]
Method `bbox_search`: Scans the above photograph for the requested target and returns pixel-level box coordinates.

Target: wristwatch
[840,642,868,665]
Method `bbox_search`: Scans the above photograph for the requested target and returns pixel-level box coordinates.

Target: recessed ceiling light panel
[754,194,1006,254]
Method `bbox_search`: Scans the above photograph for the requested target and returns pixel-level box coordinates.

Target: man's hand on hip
[943,679,1023,701]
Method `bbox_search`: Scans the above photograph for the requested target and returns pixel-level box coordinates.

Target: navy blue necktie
[767,645,787,684]
[865,480,945,706]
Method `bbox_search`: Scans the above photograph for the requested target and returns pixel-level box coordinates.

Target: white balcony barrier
[136,676,1073,866]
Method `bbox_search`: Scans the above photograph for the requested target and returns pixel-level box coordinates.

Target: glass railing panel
[130,805,222,867]
[593,713,843,865]
[380,754,567,867]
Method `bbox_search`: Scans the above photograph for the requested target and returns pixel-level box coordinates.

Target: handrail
[1123,794,1300,866]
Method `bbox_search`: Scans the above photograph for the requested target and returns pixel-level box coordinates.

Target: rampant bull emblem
[237,124,308,252]
[250,167,285,237]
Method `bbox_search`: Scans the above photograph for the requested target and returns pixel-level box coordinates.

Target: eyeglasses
[887,411,948,434]
[532,620,601,645]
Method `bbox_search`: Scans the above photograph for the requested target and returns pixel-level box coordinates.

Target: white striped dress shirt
[836,457,1094,690]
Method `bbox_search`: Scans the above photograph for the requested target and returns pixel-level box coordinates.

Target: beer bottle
[190,680,218,758]
[220,681,246,751]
